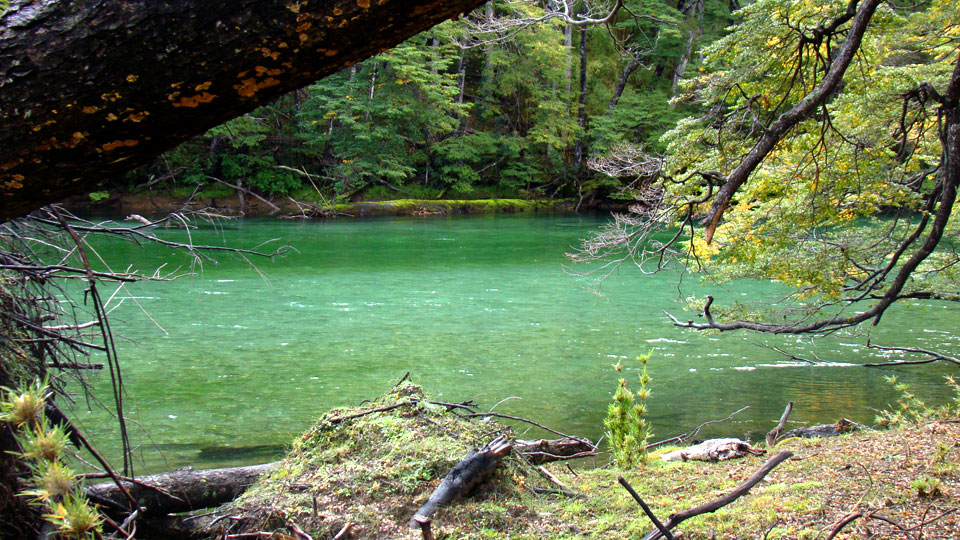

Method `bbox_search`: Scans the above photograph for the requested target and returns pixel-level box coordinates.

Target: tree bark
[0,0,486,222]
[607,57,642,113]
[84,462,276,517]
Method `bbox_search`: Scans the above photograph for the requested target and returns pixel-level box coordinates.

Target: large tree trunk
[0,0,486,222]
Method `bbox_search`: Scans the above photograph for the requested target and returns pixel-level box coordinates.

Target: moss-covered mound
[211,383,546,539]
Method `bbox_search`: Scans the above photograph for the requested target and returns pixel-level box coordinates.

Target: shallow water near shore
[66,213,958,473]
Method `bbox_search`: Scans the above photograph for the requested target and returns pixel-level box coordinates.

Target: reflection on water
[68,214,958,472]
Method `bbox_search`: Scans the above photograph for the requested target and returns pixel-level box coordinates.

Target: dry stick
[288,522,313,540]
[536,465,568,490]
[647,406,750,449]
[78,472,185,502]
[331,522,355,540]
[531,487,579,497]
[618,477,675,540]
[766,402,793,448]
[825,512,863,540]
[868,514,918,540]
[206,176,280,214]
[325,398,479,425]
[325,401,415,424]
[642,451,793,540]
[49,210,140,511]
[463,411,579,440]
[911,507,958,532]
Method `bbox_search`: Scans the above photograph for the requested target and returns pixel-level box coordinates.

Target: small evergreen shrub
[604,351,653,468]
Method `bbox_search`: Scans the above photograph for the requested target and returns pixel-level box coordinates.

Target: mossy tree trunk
[0,0,486,222]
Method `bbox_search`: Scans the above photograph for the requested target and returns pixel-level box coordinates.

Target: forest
[102,0,734,207]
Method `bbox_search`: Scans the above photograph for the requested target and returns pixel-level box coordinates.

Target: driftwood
[640,451,794,540]
[514,437,597,464]
[782,418,866,439]
[85,462,275,517]
[410,436,513,527]
[660,438,765,462]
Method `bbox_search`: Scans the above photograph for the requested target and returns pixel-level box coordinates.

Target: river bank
[142,383,960,540]
[62,190,634,218]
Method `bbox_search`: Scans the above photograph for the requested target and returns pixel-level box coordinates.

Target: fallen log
[660,438,765,462]
[410,435,513,527]
[514,437,597,464]
[782,418,867,439]
[85,462,275,517]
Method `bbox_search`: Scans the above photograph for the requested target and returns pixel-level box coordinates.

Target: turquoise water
[67,214,958,473]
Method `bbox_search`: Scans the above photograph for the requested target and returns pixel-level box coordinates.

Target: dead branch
[411,435,513,527]
[205,176,280,215]
[647,406,750,449]
[862,342,960,367]
[824,512,862,540]
[464,411,580,440]
[324,401,416,424]
[618,476,676,540]
[642,451,793,540]
[766,402,793,448]
[515,437,597,464]
[460,0,624,47]
[287,522,313,540]
[535,466,568,491]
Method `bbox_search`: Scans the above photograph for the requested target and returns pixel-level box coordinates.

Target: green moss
[321,198,573,217]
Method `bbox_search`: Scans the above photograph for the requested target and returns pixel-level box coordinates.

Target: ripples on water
[69,214,957,472]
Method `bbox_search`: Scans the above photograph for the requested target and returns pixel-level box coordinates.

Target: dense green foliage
[668,0,960,321]
[119,0,732,202]
[576,0,960,336]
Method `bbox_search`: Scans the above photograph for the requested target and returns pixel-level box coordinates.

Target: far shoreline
[62,192,634,219]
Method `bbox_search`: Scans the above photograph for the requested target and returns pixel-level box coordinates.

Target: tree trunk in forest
[671,0,704,96]
[482,1,495,91]
[0,0,486,223]
[607,57,643,112]
[572,23,588,169]
[564,20,574,96]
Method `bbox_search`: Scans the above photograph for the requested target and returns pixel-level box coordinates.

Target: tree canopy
[574,0,960,338]
[89,1,732,208]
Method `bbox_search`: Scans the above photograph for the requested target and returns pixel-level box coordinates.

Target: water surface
[68,214,958,472]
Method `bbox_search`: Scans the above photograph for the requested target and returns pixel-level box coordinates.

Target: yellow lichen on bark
[171,92,217,108]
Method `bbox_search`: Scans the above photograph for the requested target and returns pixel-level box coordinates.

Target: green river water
[68,213,958,473]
